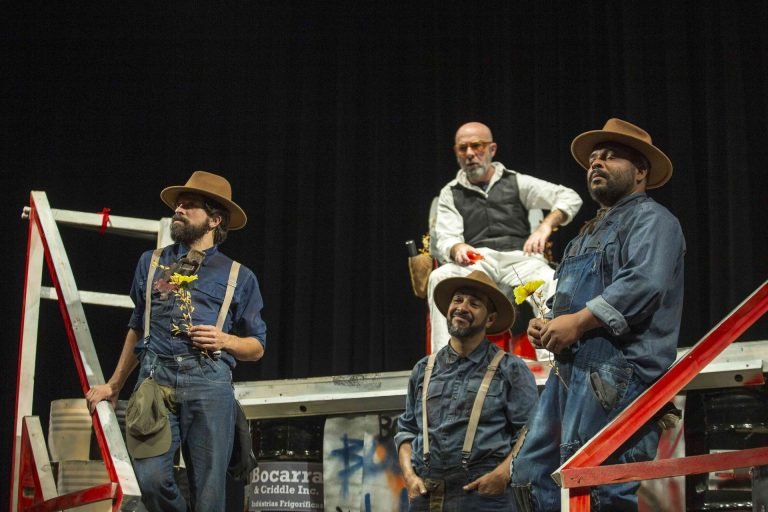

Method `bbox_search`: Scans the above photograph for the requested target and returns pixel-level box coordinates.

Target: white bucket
[57,460,111,512]
[48,399,92,463]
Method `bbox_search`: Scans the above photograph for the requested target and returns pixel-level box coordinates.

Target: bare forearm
[494,449,515,484]
[398,441,428,498]
[542,208,568,229]
[88,328,142,411]
[223,334,265,362]
[106,328,142,393]
[398,441,418,481]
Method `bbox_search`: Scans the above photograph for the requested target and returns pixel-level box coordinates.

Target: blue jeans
[511,339,660,511]
[408,463,517,512]
[132,351,235,512]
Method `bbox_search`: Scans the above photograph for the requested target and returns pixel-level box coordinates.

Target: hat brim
[160,186,247,230]
[433,276,515,335]
[127,419,172,459]
[570,130,673,189]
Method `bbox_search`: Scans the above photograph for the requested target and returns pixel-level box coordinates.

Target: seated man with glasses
[427,122,583,353]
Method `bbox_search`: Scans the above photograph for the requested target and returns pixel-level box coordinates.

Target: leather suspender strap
[144,248,240,347]
[421,352,438,467]
[143,248,164,339]
[216,261,240,330]
[461,349,506,468]
[510,424,528,459]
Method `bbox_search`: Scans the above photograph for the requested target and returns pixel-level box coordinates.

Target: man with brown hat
[396,270,538,511]
[510,119,685,511]
[86,170,267,511]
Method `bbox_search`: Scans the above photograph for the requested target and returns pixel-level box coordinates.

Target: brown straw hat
[433,270,515,335]
[160,170,247,230]
[570,118,673,189]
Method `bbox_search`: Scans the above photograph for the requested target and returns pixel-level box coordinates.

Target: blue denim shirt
[127,243,267,368]
[558,193,685,382]
[395,340,538,473]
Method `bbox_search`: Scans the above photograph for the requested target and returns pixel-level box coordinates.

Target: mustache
[451,310,473,321]
[172,214,189,224]
[589,168,609,181]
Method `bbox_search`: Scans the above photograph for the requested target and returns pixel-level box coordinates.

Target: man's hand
[539,308,602,354]
[463,466,510,495]
[523,223,553,255]
[189,324,228,353]
[86,383,118,414]
[451,243,479,266]
[404,472,428,500]
[527,317,548,348]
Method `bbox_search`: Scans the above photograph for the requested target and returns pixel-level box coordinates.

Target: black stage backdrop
[2,0,767,501]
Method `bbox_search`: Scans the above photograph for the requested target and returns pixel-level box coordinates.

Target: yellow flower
[513,280,546,305]
[170,273,199,287]
[419,233,431,256]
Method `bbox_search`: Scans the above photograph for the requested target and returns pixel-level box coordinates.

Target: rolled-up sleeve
[231,269,267,346]
[394,363,423,451]
[517,174,583,225]
[587,204,685,334]
[434,185,466,263]
[503,357,539,441]
[127,250,152,332]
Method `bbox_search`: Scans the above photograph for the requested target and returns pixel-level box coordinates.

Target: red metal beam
[566,487,590,511]
[25,483,116,512]
[561,446,768,488]
[557,280,768,477]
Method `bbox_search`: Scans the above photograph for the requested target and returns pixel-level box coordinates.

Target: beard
[464,164,487,181]
[170,216,210,245]
[588,169,635,207]
[446,311,486,339]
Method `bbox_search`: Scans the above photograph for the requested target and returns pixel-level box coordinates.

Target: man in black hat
[396,270,538,511]
[86,170,267,511]
[510,119,685,511]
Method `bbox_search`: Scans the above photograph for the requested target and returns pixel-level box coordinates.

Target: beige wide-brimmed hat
[570,118,673,189]
[160,170,247,230]
[433,270,515,335]
[125,378,172,459]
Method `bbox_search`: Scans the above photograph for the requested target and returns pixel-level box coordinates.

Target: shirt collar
[604,192,648,218]
[173,242,220,264]
[456,162,510,192]
[441,338,492,365]
[613,191,647,208]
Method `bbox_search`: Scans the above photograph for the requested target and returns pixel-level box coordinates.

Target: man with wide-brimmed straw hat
[396,270,538,511]
[86,170,267,511]
[510,119,685,511]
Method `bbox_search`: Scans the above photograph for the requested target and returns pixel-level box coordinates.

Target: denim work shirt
[395,340,538,474]
[557,193,685,383]
[127,243,267,368]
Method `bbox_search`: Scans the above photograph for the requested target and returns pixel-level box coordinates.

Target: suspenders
[143,247,241,348]
[421,348,507,469]
[216,261,241,331]
[144,248,164,338]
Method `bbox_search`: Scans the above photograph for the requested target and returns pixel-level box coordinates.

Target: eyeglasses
[454,140,492,155]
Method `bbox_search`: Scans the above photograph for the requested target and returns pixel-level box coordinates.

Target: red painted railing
[553,280,768,511]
